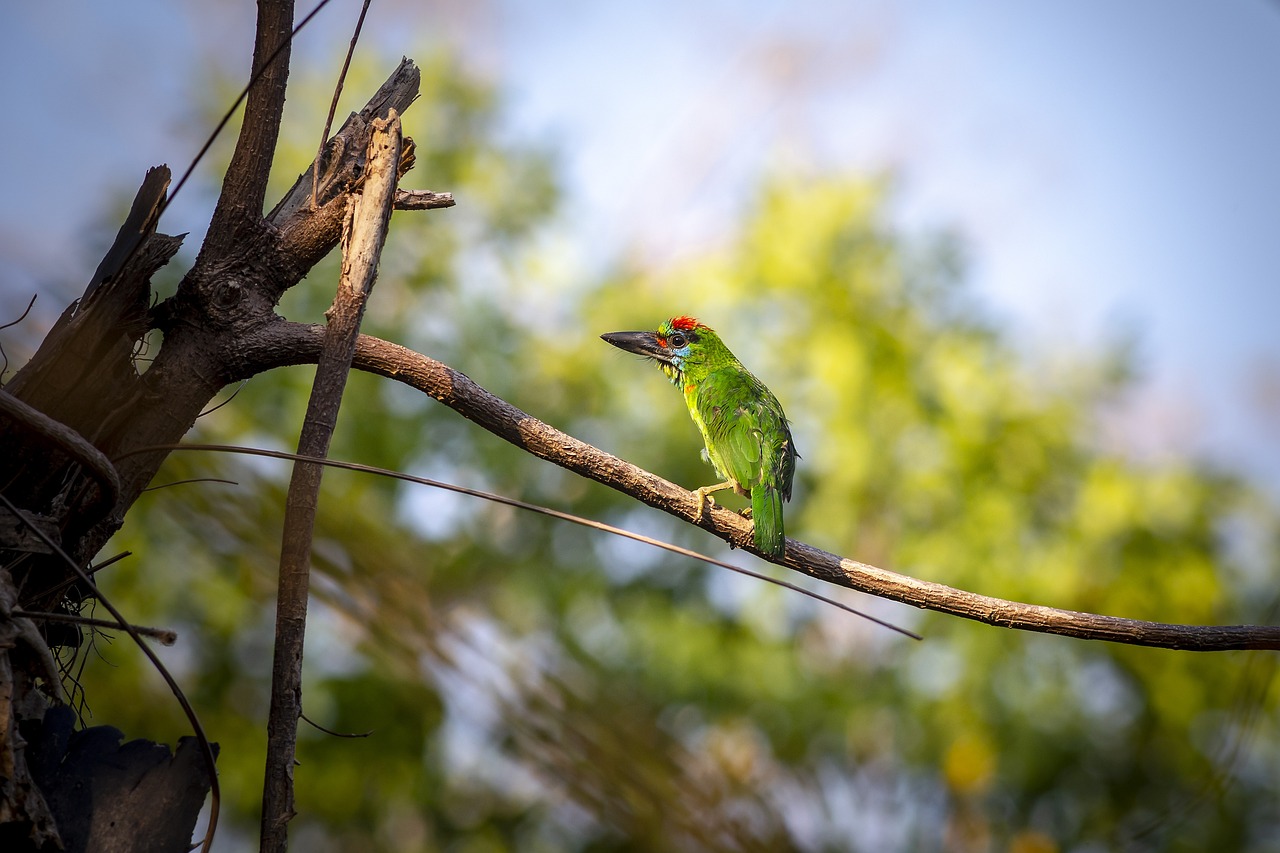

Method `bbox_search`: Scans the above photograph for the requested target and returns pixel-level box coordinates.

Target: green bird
[601,315,799,558]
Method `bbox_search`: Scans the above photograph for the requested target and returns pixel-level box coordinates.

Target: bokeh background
[2,2,1279,851]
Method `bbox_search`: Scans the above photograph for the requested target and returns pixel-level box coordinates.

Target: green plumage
[601,316,798,557]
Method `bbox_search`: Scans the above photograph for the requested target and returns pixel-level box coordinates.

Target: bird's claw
[693,489,717,524]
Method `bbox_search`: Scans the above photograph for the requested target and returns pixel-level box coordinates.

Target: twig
[24,551,133,607]
[13,608,178,646]
[22,551,135,606]
[0,293,37,378]
[169,0,333,248]
[311,0,373,210]
[141,477,239,493]
[300,712,373,738]
[0,293,37,332]
[197,379,248,418]
[88,551,132,575]
[260,113,403,853]
[229,324,1280,652]
[394,189,457,210]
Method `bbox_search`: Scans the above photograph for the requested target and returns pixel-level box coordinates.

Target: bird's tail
[751,484,786,558]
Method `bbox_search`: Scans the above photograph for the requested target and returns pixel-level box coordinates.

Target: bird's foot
[691,481,733,524]
[739,507,753,519]
[692,488,717,524]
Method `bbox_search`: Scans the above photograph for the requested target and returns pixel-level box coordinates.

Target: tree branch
[207,0,295,240]
[71,59,422,572]
[11,609,177,647]
[394,189,456,210]
[260,113,403,853]
[236,322,1280,652]
[267,58,422,289]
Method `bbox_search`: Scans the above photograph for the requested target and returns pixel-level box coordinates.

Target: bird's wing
[722,407,767,490]
[695,371,796,497]
[693,377,759,491]
[747,395,797,499]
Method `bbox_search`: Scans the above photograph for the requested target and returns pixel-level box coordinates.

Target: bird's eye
[668,333,687,348]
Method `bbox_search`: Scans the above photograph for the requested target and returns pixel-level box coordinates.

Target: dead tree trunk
[0,0,442,842]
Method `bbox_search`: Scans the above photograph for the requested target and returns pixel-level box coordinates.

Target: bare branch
[63,59,421,574]
[260,112,403,853]
[79,166,171,307]
[311,0,373,209]
[11,609,178,647]
[207,0,296,238]
[394,189,457,210]
[236,322,1280,652]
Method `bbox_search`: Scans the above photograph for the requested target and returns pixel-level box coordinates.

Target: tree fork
[0,60,424,608]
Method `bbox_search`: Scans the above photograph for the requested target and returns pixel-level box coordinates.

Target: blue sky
[3,0,1279,491]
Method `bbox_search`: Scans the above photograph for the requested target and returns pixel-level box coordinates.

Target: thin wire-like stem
[0,294,37,378]
[169,0,334,215]
[311,0,374,210]
[300,712,373,738]
[0,294,37,331]
[113,443,922,639]
[141,477,239,493]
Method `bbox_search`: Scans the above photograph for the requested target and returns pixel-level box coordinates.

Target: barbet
[601,316,798,558]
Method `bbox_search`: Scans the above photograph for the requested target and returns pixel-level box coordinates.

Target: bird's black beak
[600,330,673,364]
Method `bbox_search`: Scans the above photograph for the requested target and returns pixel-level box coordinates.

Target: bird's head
[600,315,709,385]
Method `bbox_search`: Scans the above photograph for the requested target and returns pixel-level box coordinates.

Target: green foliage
[82,54,1279,853]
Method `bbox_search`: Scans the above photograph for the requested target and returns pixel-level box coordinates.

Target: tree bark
[0,53,430,850]
[260,111,404,853]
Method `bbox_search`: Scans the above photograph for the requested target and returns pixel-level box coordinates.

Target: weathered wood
[0,167,178,622]
[267,58,422,292]
[80,165,171,306]
[75,59,423,574]
[204,0,294,251]
[0,571,62,852]
[395,188,456,210]
[25,707,217,853]
[260,110,404,853]
[0,54,431,851]
[0,168,177,536]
